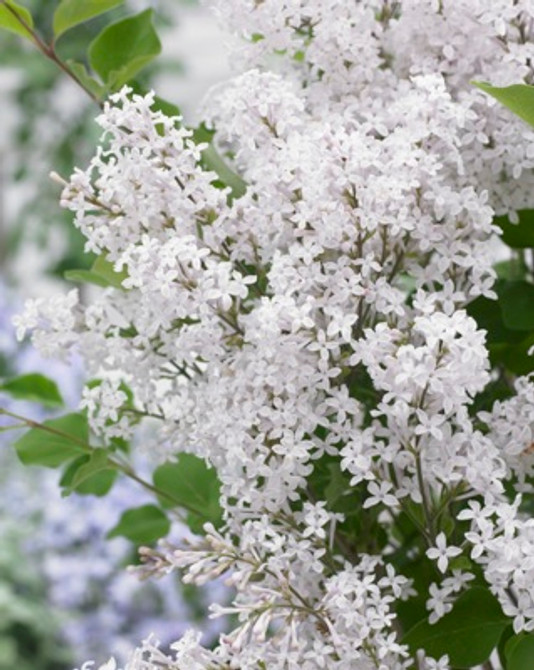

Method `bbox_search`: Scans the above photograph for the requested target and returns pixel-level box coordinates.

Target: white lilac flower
[426,533,462,574]
[16,1,534,667]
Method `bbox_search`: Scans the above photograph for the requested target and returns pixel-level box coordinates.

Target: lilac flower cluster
[14,1,534,668]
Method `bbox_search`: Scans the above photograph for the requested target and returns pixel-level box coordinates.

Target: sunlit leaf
[88,9,161,90]
[53,0,124,39]
[0,1,33,40]
[474,82,534,127]
[14,413,88,468]
[0,373,63,407]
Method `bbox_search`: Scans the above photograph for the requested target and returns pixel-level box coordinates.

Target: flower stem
[0,0,103,107]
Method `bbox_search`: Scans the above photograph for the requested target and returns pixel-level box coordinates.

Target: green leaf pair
[57,3,162,96]
[105,454,224,546]
[14,412,117,496]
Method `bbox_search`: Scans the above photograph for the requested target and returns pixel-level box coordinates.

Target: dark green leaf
[494,259,528,281]
[494,210,534,249]
[107,504,170,544]
[506,634,534,669]
[0,1,33,40]
[0,373,63,407]
[153,454,223,534]
[88,9,161,90]
[500,332,534,375]
[14,413,88,468]
[467,291,522,345]
[500,281,534,331]
[402,587,509,668]
[474,82,534,127]
[324,462,348,507]
[53,0,124,39]
[497,625,515,670]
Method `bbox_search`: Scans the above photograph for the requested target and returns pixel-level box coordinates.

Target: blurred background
[0,1,232,667]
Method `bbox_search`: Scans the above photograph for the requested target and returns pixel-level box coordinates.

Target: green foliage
[59,449,117,496]
[500,281,534,330]
[53,0,124,39]
[201,145,247,198]
[107,504,170,544]
[402,587,509,667]
[0,373,63,407]
[192,124,247,199]
[88,9,161,90]
[153,454,223,534]
[14,413,88,468]
[65,253,128,289]
[64,59,106,99]
[474,82,534,127]
[494,210,534,249]
[467,277,534,376]
[505,634,534,669]
[0,1,33,40]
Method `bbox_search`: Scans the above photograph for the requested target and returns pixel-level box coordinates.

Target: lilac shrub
[12,1,534,668]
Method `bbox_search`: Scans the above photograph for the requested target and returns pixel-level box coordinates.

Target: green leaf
[60,453,117,496]
[0,373,63,407]
[500,281,534,331]
[497,625,515,670]
[474,82,534,127]
[192,125,246,199]
[65,254,128,289]
[64,268,110,288]
[324,462,349,507]
[153,454,223,534]
[65,449,109,488]
[107,504,170,544]
[494,210,534,249]
[402,587,509,668]
[14,413,88,468]
[53,0,124,39]
[92,254,128,288]
[506,634,534,669]
[201,145,247,198]
[500,332,534,375]
[0,1,33,40]
[88,9,161,90]
[65,60,106,99]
